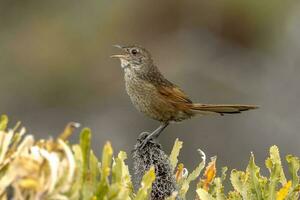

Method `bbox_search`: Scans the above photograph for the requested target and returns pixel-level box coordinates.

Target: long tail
[190,103,258,115]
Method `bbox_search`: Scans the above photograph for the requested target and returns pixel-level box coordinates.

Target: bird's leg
[140,122,169,149]
[149,122,169,139]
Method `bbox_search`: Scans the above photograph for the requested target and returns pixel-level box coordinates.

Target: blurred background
[1,0,299,195]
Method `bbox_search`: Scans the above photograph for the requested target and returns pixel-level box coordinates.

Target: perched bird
[111,45,258,146]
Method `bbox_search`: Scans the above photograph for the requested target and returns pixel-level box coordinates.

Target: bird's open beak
[110,54,126,59]
[113,44,123,49]
[111,44,126,59]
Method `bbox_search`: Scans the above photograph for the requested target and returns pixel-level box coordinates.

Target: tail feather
[190,103,258,115]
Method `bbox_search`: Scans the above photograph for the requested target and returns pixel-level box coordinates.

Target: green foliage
[179,154,205,199]
[0,115,152,200]
[196,148,300,200]
[169,138,183,171]
[0,115,299,200]
[135,167,156,200]
[0,115,8,131]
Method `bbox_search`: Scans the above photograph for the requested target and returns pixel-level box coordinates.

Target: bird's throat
[120,58,130,69]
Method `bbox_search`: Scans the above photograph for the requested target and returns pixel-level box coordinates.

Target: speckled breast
[124,70,192,122]
[124,71,161,121]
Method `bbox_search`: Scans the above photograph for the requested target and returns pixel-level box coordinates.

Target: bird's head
[111,45,153,72]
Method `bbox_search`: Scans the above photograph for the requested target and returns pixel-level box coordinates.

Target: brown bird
[111,45,258,146]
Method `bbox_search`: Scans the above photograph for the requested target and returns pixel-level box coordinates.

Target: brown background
[1,0,300,196]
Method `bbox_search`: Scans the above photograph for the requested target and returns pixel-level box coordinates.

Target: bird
[111,45,258,147]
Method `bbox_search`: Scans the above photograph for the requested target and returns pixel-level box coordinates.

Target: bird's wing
[156,85,258,116]
[157,85,193,105]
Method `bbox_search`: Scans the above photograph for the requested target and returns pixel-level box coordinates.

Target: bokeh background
[1,0,300,195]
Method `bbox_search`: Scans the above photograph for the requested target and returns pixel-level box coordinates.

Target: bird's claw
[140,135,152,149]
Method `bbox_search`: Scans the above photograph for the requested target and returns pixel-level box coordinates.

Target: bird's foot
[138,132,150,141]
[139,133,153,149]
[138,123,169,149]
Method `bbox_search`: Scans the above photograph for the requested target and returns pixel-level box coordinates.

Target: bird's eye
[131,48,138,55]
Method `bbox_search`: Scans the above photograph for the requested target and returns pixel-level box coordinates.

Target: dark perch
[132,132,178,200]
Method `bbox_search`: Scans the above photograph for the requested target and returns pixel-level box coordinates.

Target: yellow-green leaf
[247,152,263,200]
[169,138,183,171]
[0,115,8,131]
[196,188,215,200]
[134,167,156,200]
